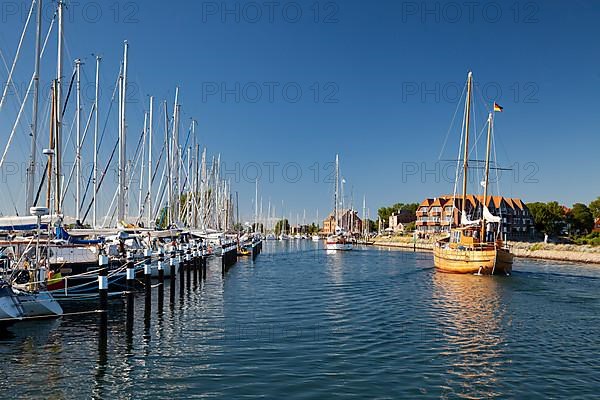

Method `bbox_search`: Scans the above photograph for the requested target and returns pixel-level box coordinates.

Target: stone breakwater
[372,236,600,265]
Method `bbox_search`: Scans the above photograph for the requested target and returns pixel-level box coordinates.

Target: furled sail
[483,206,501,223]
[460,213,481,226]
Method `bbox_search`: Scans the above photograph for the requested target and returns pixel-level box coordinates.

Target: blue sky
[0,0,598,223]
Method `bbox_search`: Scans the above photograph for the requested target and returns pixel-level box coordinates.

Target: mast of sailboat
[46,81,56,210]
[26,0,43,213]
[118,40,129,224]
[75,58,82,222]
[164,101,172,226]
[362,195,366,239]
[172,87,180,223]
[147,96,153,227]
[254,178,258,233]
[334,154,339,232]
[55,0,64,215]
[481,112,493,241]
[138,111,147,220]
[460,71,473,222]
[194,140,200,229]
[93,55,101,228]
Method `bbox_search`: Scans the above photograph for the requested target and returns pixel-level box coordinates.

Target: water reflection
[431,273,508,399]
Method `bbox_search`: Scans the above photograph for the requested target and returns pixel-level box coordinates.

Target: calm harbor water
[1,241,600,398]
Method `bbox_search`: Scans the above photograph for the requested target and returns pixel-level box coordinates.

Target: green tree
[274,219,289,235]
[589,197,600,219]
[377,203,419,228]
[528,201,565,236]
[569,203,594,234]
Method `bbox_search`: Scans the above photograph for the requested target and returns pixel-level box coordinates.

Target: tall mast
[255,178,258,232]
[93,56,101,228]
[55,0,64,214]
[363,195,366,237]
[139,112,147,219]
[164,101,172,226]
[334,154,339,230]
[75,58,82,221]
[194,141,200,228]
[200,147,206,229]
[118,40,129,224]
[47,80,56,210]
[461,71,473,220]
[187,146,192,226]
[481,112,493,240]
[26,0,43,213]
[147,96,153,227]
[172,87,179,222]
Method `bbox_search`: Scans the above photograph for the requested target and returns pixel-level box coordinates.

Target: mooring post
[169,246,176,281]
[158,248,165,283]
[126,251,135,291]
[201,244,207,280]
[192,242,199,287]
[179,243,185,297]
[144,247,152,310]
[221,243,226,276]
[157,247,164,312]
[98,249,109,332]
[186,244,192,290]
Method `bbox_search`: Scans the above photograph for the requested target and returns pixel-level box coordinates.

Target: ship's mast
[461,72,473,221]
[481,112,493,241]
[147,96,154,227]
[117,40,129,224]
[75,58,82,221]
[26,0,43,213]
[93,56,101,228]
[55,0,64,214]
[334,154,339,231]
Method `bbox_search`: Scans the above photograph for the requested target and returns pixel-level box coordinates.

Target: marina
[2,241,600,398]
[0,0,599,398]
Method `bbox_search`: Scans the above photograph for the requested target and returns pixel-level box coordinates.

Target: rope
[0,0,35,112]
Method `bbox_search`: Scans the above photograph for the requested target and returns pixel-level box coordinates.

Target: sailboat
[325,155,353,251]
[433,72,513,275]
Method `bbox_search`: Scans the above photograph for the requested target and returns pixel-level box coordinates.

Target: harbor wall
[371,236,600,265]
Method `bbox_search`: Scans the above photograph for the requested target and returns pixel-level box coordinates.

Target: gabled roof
[419,198,434,207]
[431,198,444,207]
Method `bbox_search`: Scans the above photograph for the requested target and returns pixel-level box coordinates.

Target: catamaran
[433,72,513,275]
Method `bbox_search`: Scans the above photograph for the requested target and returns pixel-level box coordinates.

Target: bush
[574,232,600,246]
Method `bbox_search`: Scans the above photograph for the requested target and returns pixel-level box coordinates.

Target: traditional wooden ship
[433,72,513,275]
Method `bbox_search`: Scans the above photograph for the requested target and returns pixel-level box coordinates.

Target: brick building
[415,195,534,240]
[323,209,362,234]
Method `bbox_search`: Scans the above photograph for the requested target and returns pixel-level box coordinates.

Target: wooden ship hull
[433,241,513,275]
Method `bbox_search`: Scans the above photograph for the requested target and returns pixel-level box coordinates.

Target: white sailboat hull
[325,242,353,251]
[14,290,63,318]
[0,287,22,320]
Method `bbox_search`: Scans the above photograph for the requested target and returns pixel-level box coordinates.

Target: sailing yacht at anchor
[325,155,353,251]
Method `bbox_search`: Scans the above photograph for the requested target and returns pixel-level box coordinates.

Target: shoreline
[371,239,600,265]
